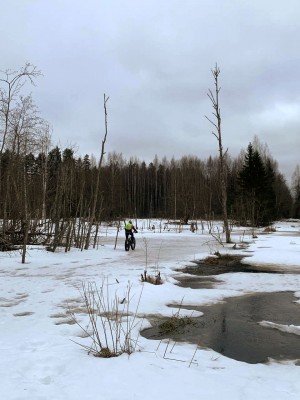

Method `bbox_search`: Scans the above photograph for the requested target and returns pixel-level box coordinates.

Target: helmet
[129,220,132,224]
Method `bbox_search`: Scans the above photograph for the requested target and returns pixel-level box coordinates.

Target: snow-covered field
[1,220,300,400]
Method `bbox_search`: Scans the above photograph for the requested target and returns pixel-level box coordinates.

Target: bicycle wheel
[130,237,136,250]
[125,240,130,251]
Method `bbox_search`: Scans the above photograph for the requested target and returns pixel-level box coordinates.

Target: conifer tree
[239,143,270,226]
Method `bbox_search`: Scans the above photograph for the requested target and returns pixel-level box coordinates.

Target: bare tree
[84,94,109,250]
[205,64,231,243]
[0,63,42,237]
[0,63,41,154]
[10,95,47,262]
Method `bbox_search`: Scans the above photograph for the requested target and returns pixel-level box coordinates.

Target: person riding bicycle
[125,220,137,242]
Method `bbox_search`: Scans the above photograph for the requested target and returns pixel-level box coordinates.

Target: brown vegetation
[141,270,163,285]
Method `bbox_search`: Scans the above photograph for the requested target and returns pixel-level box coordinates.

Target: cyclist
[125,220,138,242]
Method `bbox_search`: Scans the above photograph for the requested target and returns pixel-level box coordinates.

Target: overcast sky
[1,0,299,182]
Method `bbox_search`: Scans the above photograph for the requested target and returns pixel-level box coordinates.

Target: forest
[1,64,300,257]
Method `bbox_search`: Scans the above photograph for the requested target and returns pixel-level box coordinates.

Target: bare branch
[205,115,218,130]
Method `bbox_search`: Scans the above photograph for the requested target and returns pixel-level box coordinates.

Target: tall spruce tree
[239,143,276,226]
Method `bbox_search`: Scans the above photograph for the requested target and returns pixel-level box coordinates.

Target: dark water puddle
[180,253,300,276]
[141,291,300,364]
[174,275,220,289]
[180,255,283,276]
[175,255,300,291]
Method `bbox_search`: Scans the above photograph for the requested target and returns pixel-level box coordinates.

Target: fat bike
[125,236,136,251]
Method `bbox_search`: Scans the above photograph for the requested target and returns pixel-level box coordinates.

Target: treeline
[0,141,296,227]
[1,63,300,257]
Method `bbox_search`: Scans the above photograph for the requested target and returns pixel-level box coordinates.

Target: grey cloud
[0,0,299,181]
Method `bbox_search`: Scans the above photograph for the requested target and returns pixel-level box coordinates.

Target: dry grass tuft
[263,226,276,233]
[203,253,238,265]
[159,314,194,334]
[158,300,195,334]
[140,271,163,285]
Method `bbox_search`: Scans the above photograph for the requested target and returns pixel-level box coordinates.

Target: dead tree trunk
[84,94,109,250]
[205,65,231,243]
[114,218,121,250]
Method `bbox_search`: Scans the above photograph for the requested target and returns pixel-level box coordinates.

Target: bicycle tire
[130,237,136,250]
[125,240,130,251]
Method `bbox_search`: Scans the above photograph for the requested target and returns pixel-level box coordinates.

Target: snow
[259,321,300,336]
[1,220,300,399]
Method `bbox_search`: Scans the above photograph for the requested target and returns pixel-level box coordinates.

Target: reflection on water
[142,292,300,364]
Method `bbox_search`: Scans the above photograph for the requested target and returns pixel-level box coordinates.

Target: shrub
[70,281,142,357]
